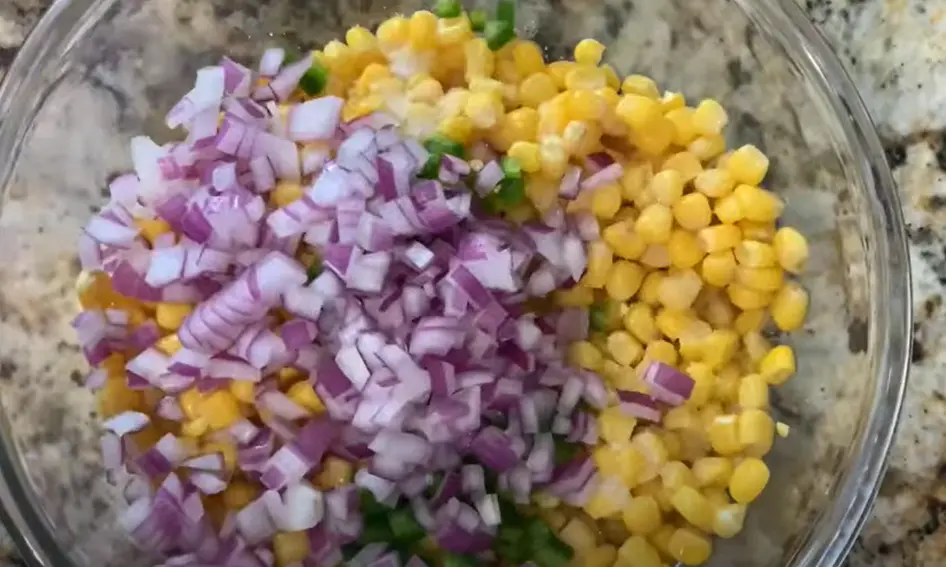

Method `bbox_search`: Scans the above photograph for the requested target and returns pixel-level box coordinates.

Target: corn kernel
[506,141,541,173]
[759,344,796,385]
[618,536,662,567]
[683,363,714,407]
[662,151,703,182]
[179,388,203,421]
[632,116,675,156]
[620,162,653,203]
[649,524,676,556]
[657,268,703,311]
[508,40,543,76]
[198,390,242,430]
[733,184,784,223]
[734,240,777,268]
[229,380,255,404]
[647,170,683,207]
[727,144,770,186]
[616,95,661,130]
[539,135,569,178]
[180,417,209,438]
[670,194,711,232]
[714,503,747,538]
[156,333,183,355]
[671,485,714,531]
[712,194,742,225]
[407,77,444,104]
[287,381,325,413]
[606,330,644,367]
[598,406,638,444]
[660,91,686,111]
[554,285,596,307]
[574,38,606,66]
[624,303,659,343]
[729,457,770,504]
[690,134,726,162]
[668,229,707,270]
[776,421,791,437]
[739,220,777,242]
[727,283,772,310]
[546,61,574,89]
[708,414,743,455]
[273,531,309,567]
[566,89,607,121]
[584,545,618,567]
[622,495,662,535]
[770,283,808,331]
[565,65,607,91]
[698,293,735,329]
[438,115,474,144]
[135,218,172,244]
[594,443,645,486]
[701,250,737,287]
[314,455,353,490]
[408,11,438,50]
[464,38,495,79]
[270,181,305,208]
[155,303,193,331]
[692,99,728,135]
[692,457,733,488]
[635,203,673,244]
[737,373,769,410]
[591,183,623,220]
[654,309,693,341]
[560,517,599,552]
[642,339,677,368]
[638,271,665,305]
[602,220,646,260]
[734,309,766,334]
[437,16,473,45]
[739,408,775,457]
[518,73,558,110]
[697,225,742,253]
[569,340,604,371]
[581,241,614,288]
[345,26,377,52]
[464,92,503,129]
[222,479,261,510]
[604,260,645,302]
[702,329,740,370]
[773,226,809,274]
[693,168,734,199]
[668,527,713,566]
[620,75,660,99]
[640,244,670,269]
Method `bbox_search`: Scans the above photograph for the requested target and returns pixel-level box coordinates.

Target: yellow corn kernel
[661,431,683,461]
[670,486,714,532]
[566,89,607,121]
[314,456,353,490]
[545,61,574,89]
[632,116,674,156]
[727,144,770,186]
[759,344,796,385]
[733,309,765,335]
[701,329,739,369]
[668,230,707,270]
[665,107,697,146]
[770,283,808,331]
[598,406,638,445]
[591,183,623,220]
[690,134,727,162]
[278,367,303,387]
[702,486,730,508]
[773,226,809,274]
[657,268,703,311]
[468,75,504,97]
[623,303,659,343]
[437,15,473,45]
[708,414,743,455]
[734,240,777,268]
[692,99,728,135]
[714,502,747,538]
[135,218,172,244]
[533,491,561,510]
[739,408,775,457]
[539,135,569,178]
[735,266,784,293]
[222,479,261,510]
[407,77,444,104]
[697,225,742,253]
[618,536,662,567]
[729,457,770,504]
[554,285,595,307]
[586,479,631,519]
[621,75,660,99]
[633,430,670,479]
[620,162,653,203]
[713,194,743,225]
[229,380,255,404]
[698,293,735,330]
[602,220,647,260]
[273,531,309,567]
[670,194,710,233]
[622,495,662,535]
[616,94,661,130]
[606,330,644,367]
[738,373,769,409]
[661,461,697,491]
[701,250,737,287]
[648,170,684,207]
[179,388,203,421]
[198,390,242,430]
[562,119,600,157]
[181,417,209,438]
[777,421,791,438]
[569,340,604,371]
[156,333,182,355]
[733,184,784,223]
[605,260,646,302]
[649,524,677,557]
[287,381,325,413]
[739,220,776,243]
[506,141,541,173]
[507,39,543,76]
[635,204,674,244]
[680,362,712,408]
[575,241,610,289]
[565,65,608,91]
[345,26,377,52]
[693,168,735,199]
[642,339,677,368]
[638,271,665,305]
[640,244,671,269]
[560,517,599,552]
[593,444,644,486]
[155,303,192,331]
[342,96,383,123]
[653,309,693,341]
[662,151,703,182]
[660,91,686,112]
[501,108,539,145]
[583,545,618,567]
[692,457,733,488]
[668,527,712,566]
[464,92,503,129]
[436,115,472,145]
[464,37,495,78]
[407,10,438,50]
[573,38,606,66]
[270,181,305,208]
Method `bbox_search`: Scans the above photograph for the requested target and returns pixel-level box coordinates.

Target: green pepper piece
[341,543,362,560]
[501,156,523,179]
[532,538,574,567]
[495,0,516,26]
[434,0,463,18]
[553,437,581,466]
[390,508,426,543]
[306,261,323,283]
[526,517,554,545]
[589,302,609,331]
[444,553,480,567]
[468,9,488,32]
[358,489,388,519]
[496,176,525,206]
[418,153,443,179]
[298,60,329,96]
[360,515,394,543]
[484,19,515,51]
[424,134,466,158]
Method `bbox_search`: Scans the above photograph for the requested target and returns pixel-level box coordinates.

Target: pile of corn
[78,6,811,567]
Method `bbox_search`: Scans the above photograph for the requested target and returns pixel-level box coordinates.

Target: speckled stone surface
[0,0,937,565]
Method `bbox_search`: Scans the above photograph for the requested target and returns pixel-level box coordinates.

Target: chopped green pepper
[341,543,362,560]
[306,261,322,283]
[553,437,581,466]
[390,509,425,543]
[526,517,555,544]
[358,489,387,518]
[495,0,516,25]
[424,134,466,158]
[433,0,463,18]
[496,177,525,206]
[501,156,523,179]
[418,153,443,179]
[468,9,488,32]
[444,553,480,567]
[532,538,574,567]
[298,60,329,96]
[484,19,516,51]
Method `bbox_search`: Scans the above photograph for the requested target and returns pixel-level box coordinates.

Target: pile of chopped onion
[75,47,694,567]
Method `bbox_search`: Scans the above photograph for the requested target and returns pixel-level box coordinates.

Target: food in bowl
[71,2,810,566]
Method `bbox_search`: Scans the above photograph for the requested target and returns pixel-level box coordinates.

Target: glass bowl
[0,0,911,566]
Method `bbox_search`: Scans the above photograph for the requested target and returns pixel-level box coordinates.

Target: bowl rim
[0,0,912,566]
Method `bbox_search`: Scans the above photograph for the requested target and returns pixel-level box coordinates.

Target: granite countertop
[0,0,942,565]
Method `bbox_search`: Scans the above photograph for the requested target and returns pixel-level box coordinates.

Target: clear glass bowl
[0,0,911,566]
